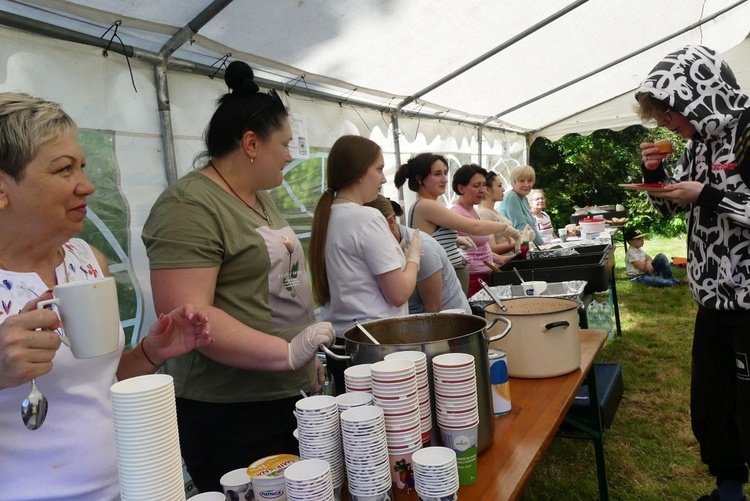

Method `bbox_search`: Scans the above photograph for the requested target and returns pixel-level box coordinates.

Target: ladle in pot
[478,278,508,313]
[354,319,380,345]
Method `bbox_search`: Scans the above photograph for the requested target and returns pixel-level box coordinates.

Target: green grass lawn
[519,234,720,501]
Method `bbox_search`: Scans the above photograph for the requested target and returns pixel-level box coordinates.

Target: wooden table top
[458,329,608,501]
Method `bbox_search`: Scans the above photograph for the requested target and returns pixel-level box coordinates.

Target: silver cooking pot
[321,312,511,454]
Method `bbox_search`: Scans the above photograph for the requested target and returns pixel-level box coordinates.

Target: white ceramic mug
[37,276,120,359]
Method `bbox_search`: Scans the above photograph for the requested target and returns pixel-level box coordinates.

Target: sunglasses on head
[248,88,284,120]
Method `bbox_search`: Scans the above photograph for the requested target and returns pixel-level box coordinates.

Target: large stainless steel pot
[321,312,511,454]
[485,297,581,378]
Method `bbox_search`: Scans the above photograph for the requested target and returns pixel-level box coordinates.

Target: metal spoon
[478,278,508,313]
[21,378,48,430]
[354,319,380,345]
[512,267,524,284]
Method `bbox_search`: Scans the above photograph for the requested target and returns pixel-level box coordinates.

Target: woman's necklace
[334,196,359,204]
[209,160,271,224]
[458,200,479,219]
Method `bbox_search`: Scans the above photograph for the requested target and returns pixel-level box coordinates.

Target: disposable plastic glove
[505,225,522,241]
[405,230,422,270]
[456,235,477,250]
[288,321,335,371]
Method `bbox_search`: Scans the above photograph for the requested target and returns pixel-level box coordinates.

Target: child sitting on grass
[625,228,682,287]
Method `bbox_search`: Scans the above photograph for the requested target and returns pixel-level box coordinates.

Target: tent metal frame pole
[0,10,524,139]
[478,127,483,164]
[392,114,405,217]
[486,0,750,126]
[396,0,589,110]
[153,0,235,184]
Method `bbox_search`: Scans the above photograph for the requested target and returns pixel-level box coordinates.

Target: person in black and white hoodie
[635,45,750,501]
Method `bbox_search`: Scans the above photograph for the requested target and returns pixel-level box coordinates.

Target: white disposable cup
[384,351,427,365]
[336,392,373,410]
[432,353,474,369]
[370,360,416,377]
[220,467,254,500]
[190,492,229,500]
[111,373,173,396]
[37,276,119,359]
[345,364,373,378]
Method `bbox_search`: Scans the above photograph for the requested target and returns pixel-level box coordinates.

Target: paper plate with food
[606,217,629,226]
[618,183,673,193]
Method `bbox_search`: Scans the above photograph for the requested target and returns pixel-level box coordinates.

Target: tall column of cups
[411,447,460,501]
[370,359,423,499]
[384,351,433,446]
[340,406,394,500]
[109,374,185,501]
[294,395,346,490]
[344,364,373,393]
[432,353,479,486]
[284,458,335,501]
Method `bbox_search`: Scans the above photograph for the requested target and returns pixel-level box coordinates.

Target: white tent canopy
[2,0,750,140]
[1,0,750,339]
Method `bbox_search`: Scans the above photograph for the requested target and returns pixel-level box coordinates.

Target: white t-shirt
[399,225,471,314]
[0,238,124,501]
[534,211,555,243]
[626,246,648,278]
[321,203,407,336]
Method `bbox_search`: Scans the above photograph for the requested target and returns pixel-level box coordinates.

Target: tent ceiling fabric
[2,0,750,140]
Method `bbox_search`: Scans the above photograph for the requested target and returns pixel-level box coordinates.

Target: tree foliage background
[529,125,686,237]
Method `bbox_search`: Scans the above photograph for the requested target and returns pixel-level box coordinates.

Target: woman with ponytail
[309,135,422,338]
[142,61,334,492]
[394,153,521,296]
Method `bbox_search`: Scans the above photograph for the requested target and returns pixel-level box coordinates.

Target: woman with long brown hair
[309,135,421,338]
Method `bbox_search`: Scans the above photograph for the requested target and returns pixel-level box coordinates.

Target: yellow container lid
[246,454,300,479]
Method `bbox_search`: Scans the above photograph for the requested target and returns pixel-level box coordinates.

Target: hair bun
[225,61,260,96]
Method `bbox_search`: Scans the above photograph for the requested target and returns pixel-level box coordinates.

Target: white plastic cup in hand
[36,277,120,359]
[220,468,254,501]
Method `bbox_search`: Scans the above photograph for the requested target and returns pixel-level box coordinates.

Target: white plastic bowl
[521,281,548,296]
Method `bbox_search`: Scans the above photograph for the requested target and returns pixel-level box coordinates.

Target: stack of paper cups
[284,458,335,501]
[432,353,479,486]
[294,395,346,490]
[412,447,460,501]
[384,350,433,445]
[344,364,373,393]
[110,374,185,501]
[370,359,422,498]
[340,406,394,500]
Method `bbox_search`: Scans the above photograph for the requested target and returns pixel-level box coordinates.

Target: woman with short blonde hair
[499,165,543,245]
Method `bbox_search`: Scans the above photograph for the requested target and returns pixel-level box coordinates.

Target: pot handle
[543,321,570,332]
[320,343,351,361]
[485,316,512,343]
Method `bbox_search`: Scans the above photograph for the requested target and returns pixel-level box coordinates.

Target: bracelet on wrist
[140,340,160,368]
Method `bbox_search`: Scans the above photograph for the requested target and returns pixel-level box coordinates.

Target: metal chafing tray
[469,280,588,310]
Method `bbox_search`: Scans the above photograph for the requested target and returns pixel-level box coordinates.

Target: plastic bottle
[586,300,601,330]
[600,300,614,340]
[520,241,529,259]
